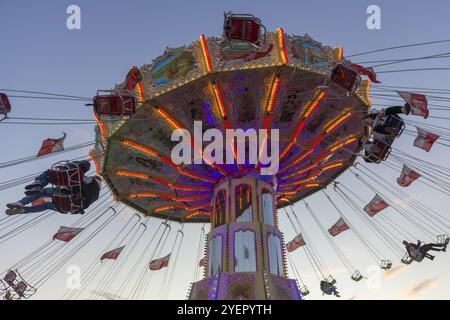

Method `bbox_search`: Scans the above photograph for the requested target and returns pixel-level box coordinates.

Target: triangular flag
[52,226,84,242]
[37,132,67,157]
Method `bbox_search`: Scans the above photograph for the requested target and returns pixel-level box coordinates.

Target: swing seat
[124,66,142,91]
[401,253,414,264]
[93,90,137,116]
[3,270,17,287]
[366,140,392,164]
[50,162,83,188]
[326,276,337,285]
[437,235,449,246]
[380,260,392,270]
[351,270,363,282]
[330,64,361,94]
[300,286,310,296]
[224,13,263,44]
[382,115,405,138]
[0,93,11,119]
[52,191,84,214]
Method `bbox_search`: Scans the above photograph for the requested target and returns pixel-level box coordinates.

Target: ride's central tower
[188,174,301,300]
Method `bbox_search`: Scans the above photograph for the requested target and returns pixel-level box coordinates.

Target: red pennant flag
[199,257,207,267]
[414,127,439,152]
[349,63,380,83]
[149,253,171,270]
[124,66,142,91]
[52,226,84,242]
[100,246,125,262]
[397,164,421,187]
[37,132,67,157]
[397,92,429,118]
[364,194,389,217]
[328,217,350,237]
[286,234,306,252]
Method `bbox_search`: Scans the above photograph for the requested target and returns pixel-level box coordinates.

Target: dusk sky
[1,0,450,300]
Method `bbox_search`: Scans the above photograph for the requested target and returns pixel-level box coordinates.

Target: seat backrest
[331,65,360,92]
[50,165,83,187]
[52,193,84,214]
[14,281,27,297]
[94,94,136,116]
[224,17,261,43]
[3,271,17,286]
[0,93,11,114]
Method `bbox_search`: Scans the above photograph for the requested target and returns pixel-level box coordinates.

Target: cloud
[383,264,408,280]
[407,277,439,298]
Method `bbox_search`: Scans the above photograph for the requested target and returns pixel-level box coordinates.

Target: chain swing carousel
[1,12,449,300]
[91,13,371,300]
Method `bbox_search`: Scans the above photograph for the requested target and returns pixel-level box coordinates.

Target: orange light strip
[336,47,344,63]
[89,149,101,175]
[280,135,358,179]
[278,114,354,176]
[212,83,228,120]
[136,82,144,103]
[93,112,107,143]
[281,161,345,188]
[115,171,211,191]
[277,28,288,65]
[185,211,211,219]
[200,34,213,73]
[277,197,290,203]
[127,192,209,202]
[154,202,209,213]
[154,105,227,175]
[121,140,216,183]
[364,80,372,106]
[324,110,352,133]
[279,91,328,160]
[155,107,182,129]
[283,183,320,196]
[256,75,281,169]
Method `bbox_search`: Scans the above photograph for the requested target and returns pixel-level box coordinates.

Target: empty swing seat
[93,92,137,116]
[224,13,263,45]
[367,140,392,164]
[380,260,392,270]
[50,163,83,187]
[3,270,17,287]
[0,93,11,119]
[351,270,363,282]
[330,64,361,93]
[14,281,27,298]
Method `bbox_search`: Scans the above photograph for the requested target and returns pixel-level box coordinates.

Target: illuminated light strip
[281,136,358,179]
[256,75,281,169]
[277,197,290,203]
[212,82,240,169]
[283,183,320,196]
[324,110,353,133]
[186,211,211,219]
[364,80,372,106]
[93,112,107,143]
[155,107,182,129]
[154,202,209,213]
[200,34,213,73]
[279,91,328,160]
[115,171,211,191]
[127,192,209,202]
[281,161,345,188]
[121,140,216,183]
[336,46,344,63]
[89,149,101,175]
[136,82,144,103]
[277,28,288,65]
[279,112,353,175]
[154,105,227,175]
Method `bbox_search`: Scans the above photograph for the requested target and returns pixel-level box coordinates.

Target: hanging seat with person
[5,160,101,215]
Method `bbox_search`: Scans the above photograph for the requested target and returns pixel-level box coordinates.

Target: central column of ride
[188,173,302,300]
